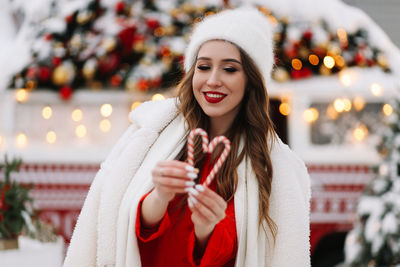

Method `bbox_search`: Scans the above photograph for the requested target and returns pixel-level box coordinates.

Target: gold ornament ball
[319,65,331,76]
[181,3,195,13]
[102,37,116,52]
[77,11,93,25]
[164,25,176,36]
[53,65,69,85]
[273,67,290,82]
[170,8,180,18]
[298,47,309,60]
[133,41,145,53]
[83,65,95,80]
[125,78,137,92]
[377,53,389,68]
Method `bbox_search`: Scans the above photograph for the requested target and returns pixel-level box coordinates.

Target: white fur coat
[63,98,311,267]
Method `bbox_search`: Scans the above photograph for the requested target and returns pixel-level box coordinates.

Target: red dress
[136,154,237,267]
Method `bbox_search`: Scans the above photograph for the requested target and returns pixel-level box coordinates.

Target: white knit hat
[184,7,274,83]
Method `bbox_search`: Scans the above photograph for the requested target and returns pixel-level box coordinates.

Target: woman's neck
[209,116,233,139]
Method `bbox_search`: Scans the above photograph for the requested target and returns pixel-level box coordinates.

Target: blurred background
[0,0,399,266]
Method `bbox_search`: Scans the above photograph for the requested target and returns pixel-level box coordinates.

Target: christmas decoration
[273,17,390,81]
[6,0,391,100]
[344,94,400,266]
[0,155,33,240]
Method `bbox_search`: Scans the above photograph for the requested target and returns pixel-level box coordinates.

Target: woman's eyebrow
[196,57,242,64]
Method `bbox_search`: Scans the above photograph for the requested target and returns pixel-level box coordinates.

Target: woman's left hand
[187,185,228,247]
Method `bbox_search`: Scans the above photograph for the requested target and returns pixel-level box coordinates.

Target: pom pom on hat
[184,7,274,83]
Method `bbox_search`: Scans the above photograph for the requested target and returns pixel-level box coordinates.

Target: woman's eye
[224,67,238,73]
[197,65,210,71]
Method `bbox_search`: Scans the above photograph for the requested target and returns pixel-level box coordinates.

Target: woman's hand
[187,185,228,248]
[151,160,198,203]
[141,160,198,228]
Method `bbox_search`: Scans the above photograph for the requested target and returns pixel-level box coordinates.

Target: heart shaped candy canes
[187,128,231,186]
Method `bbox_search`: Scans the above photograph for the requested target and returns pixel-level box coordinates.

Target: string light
[308,54,319,66]
[339,69,357,87]
[334,55,345,68]
[370,82,384,96]
[326,104,339,120]
[15,88,28,103]
[334,98,345,113]
[72,108,83,122]
[353,124,368,142]
[279,102,291,116]
[343,98,352,112]
[75,125,87,138]
[99,119,111,132]
[154,27,166,37]
[303,108,319,123]
[323,56,335,69]
[291,58,302,70]
[42,106,53,120]
[339,72,351,87]
[46,131,57,144]
[100,103,113,117]
[16,133,28,148]
[382,104,393,116]
[152,94,165,101]
[353,96,366,111]
[26,80,36,90]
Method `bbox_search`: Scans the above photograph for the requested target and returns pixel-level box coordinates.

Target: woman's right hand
[151,160,198,203]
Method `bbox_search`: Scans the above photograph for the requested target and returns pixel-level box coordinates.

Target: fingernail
[188,198,193,208]
[189,196,198,204]
[187,172,197,179]
[185,181,195,187]
[187,187,199,196]
[195,184,205,192]
[185,165,195,172]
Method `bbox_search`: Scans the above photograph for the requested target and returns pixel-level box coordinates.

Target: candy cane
[186,128,231,187]
[204,136,231,186]
[187,128,209,166]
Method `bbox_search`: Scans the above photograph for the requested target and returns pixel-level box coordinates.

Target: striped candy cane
[204,136,231,186]
[186,128,231,187]
[187,128,209,166]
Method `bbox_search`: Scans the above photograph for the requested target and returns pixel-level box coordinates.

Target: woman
[63,7,311,267]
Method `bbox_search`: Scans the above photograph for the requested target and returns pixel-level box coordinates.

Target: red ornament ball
[52,57,62,66]
[98,52,120,75]
[110,74,122,87]
[137,78,150,91]
[26,67,37,79]
[44,34,52,41]
[118,27,136,55]
[39,66,52,82]
[59,86,73,100]
[146,18,160,29]
[354,51,366,65]
[115,1,125,14]
[303,30,313,41]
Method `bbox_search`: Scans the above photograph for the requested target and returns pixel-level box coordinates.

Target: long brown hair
[176,43,277,239]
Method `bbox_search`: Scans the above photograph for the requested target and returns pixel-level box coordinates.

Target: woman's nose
[206,69,222,88]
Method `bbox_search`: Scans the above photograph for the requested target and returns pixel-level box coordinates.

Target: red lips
[203,91,226,103]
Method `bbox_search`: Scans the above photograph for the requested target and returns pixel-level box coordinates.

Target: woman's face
[192,40,247,124]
